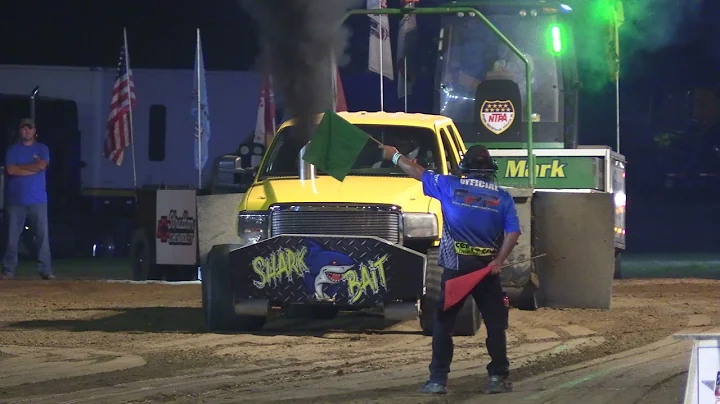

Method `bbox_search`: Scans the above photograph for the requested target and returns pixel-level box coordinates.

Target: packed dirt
[0,278,719,403]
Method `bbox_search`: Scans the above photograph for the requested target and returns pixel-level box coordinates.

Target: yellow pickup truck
[199,111,547,336]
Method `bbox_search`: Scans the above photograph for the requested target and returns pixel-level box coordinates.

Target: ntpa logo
[156,209,195,246]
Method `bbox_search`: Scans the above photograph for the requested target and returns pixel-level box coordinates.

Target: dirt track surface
[0,279,718,403]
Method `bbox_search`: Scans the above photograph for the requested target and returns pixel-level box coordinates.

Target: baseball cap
[460,144,496,171]
[19,118,35,128]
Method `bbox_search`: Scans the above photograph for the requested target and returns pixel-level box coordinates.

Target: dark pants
[2,203,52,276]
[429,266,509,384]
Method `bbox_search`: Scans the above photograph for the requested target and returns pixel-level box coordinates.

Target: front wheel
[202,244,267,332]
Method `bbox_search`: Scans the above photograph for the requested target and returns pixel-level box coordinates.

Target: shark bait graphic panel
[229,235,425,306]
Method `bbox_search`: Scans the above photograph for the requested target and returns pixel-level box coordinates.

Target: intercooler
[269,204,401,244]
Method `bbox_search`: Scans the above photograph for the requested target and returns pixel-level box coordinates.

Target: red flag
[443,266,494,311]
[253,72,276,148]
[103,41,136,166]
[334,67,348,112]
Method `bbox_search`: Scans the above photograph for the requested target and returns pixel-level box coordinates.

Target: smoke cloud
[574,0,704,92]
[242,0,362,143]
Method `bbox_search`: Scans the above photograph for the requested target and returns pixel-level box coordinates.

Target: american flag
[103,46,136,166]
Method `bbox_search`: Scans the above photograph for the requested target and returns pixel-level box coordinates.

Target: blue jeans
[2,204,52,275]
[429,266,509,385]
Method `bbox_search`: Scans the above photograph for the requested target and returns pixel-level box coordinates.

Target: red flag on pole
[443,266,494,311]
[253,72,276,148]
[334,67,348,112]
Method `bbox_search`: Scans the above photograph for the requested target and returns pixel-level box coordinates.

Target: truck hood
[243,176,433,213]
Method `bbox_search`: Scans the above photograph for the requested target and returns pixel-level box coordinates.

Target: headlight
[614,191,626,207]
[237,211,269,245]
[402,213,439,239]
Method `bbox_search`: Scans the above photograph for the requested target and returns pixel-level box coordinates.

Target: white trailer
[0,64,262,190]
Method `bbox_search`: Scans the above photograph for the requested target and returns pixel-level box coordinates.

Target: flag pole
[615,72,620,154]
[403,57,408,112]
[615,17,621,154]
[331,53,337,112]
[196,29,202,189]
[379,24,385,112]
[265,74,270,146]
[123,27,138,189]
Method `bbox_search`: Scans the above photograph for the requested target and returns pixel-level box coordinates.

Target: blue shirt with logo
[5,142,50,206]
[421,171,520,270]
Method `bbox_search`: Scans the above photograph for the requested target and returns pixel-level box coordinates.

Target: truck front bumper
[228,234,426,311]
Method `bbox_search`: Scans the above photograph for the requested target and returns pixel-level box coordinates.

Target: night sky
[2,0,260,70]
[3,0,719,78]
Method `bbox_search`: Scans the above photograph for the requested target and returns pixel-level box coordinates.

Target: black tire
[202,244,267,332]
[286,304,339,320]
[614,250,623,279]
[420,247,482,336]
[130,229,159,281]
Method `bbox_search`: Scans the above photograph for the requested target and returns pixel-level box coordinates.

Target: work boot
[39,273,55,280]
[486,375,512,394]
[0,272,15,280]
[418,381,448,394]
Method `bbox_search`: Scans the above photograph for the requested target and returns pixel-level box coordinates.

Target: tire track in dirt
[7,335,604,404]
[1,279,719,403]
[452,329,706,404]
[0,346,146,389]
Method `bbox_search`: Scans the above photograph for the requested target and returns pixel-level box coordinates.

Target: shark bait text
[251,246,391,304]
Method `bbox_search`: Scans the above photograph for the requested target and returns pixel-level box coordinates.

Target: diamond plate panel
[229,235,426,306]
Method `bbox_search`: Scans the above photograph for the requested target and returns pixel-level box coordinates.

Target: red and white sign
[155,189,197,265]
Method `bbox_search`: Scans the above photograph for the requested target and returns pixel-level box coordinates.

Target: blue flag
[192,30,211,171]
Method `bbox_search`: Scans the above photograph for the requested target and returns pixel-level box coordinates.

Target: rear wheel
[420,247,482,336]
[202,244,267,332]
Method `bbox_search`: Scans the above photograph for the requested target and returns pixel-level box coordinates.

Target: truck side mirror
[210,154,255,193]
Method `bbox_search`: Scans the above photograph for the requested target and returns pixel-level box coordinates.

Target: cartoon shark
[302,241,356,301]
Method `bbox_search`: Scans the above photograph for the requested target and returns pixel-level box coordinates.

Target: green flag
[302,110,371,182]
[605,0,624,80]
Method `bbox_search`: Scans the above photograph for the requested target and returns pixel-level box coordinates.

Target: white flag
[367,0,394,80]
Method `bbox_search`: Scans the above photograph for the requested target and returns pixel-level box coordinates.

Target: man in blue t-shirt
[0,118,54,280]
[379,143,520,395]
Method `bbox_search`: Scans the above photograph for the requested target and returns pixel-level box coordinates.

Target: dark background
[2,0,720,255]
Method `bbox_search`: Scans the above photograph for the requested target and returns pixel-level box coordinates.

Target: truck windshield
[260,124,442,178]
[437,13,560,126]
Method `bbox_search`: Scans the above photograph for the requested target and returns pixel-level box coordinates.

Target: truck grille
[269,205,401,244]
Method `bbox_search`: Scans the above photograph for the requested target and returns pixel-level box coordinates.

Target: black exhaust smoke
[242,0,361,143]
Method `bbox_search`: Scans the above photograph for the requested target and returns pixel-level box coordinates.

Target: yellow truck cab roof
[278,111,455,130]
